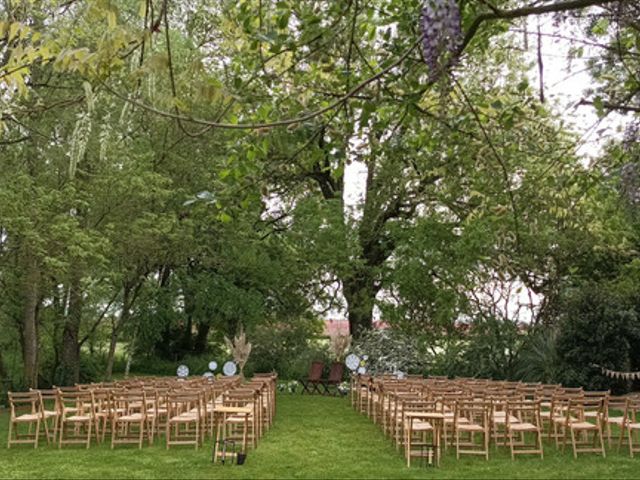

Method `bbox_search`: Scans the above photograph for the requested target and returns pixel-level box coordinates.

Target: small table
[404,412,445,467]
[213,406,253,463]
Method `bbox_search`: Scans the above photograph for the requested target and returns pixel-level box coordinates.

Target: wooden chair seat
[226,414,253,423]
[67,415,91,422]
[492,414,520,424]
[170,412,198,422]
[569,421,597,430]
[509,422,538,431]
[607,416,625,425]
[457,422,484,432]
[404,420,432,430]
[118,413,144,422]
[14,413,42,422]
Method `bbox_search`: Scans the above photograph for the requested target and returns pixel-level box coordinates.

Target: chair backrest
[567,397,603,422]
[30,388,59,412]
[58,390,95,418]
[8,391,42,419]
[605,395,628,420]
[167,392,201,417]
[455,400,490,427]
[506,400,542,428]
[624,398,640,424]
[327,362,344,383]
[308,361,324,381]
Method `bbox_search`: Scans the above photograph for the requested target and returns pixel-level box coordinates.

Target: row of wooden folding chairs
[352,375,640,465]
[6,374,279,451]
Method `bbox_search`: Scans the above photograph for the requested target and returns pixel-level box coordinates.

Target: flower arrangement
[277,380,300,394]
[337,381,350,396]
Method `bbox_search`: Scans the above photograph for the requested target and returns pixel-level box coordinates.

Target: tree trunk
[193,322,210,354]
[59,273,83,385]
[105,283,133,380]
[105,318,119,381]
[21,255,40,388]
[342,269,377,338]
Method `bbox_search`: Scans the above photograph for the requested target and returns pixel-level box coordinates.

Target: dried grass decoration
[329,334,352,361]
[224,325,252,378]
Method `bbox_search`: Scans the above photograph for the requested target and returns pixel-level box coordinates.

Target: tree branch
[578,98,640,113]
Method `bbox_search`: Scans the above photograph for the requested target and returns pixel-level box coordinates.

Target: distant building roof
[322,319,389,336]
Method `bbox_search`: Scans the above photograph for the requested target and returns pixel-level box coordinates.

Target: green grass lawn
[0,394,639,479]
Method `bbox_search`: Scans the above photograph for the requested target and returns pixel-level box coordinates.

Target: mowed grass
[0,394,639,479]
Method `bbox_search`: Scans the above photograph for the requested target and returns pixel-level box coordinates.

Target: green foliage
[246,317,325,379]
[351,329,428,375]
[555,281,640,392]
[455,318,523,380]
[515,328,561,384]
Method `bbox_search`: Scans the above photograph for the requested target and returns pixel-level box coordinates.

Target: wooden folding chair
[7,391,46,448]
[111,390,148,449]
[166,391,202,450]
[505,400,544,459]
[561,398,606,458]
[322,362,345,396]
[222,390,259,449]
[30,389,59,444]
[454,400,490,460]
[550,390,583,447]
[620,397,640,457]
[299,361,324,395]
[58,390,96,449]
[402,398,442,467]
[605,396,628,447]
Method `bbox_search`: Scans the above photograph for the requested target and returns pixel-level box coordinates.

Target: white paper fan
[222,361,237,376]
[345,353,360,371]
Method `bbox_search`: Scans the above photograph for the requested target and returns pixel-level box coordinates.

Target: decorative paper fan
[345,354,360,371]
[208,361,218,371]
[203,372,214,378]
[222,361,237,376]
[357,366,367,375]
[176,364,189,378]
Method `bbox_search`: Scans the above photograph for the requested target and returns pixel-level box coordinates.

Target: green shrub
[555,282,640,393]
[351,328,428,375]
[245,317,325,379]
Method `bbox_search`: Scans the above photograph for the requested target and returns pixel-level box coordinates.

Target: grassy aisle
[0,395,639,479]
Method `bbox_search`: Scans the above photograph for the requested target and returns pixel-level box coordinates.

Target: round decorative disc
[222,361,237,376]
[357,366,367,375]
[208,361,218,371]
[345,354,360,371]
[176,364,189,378]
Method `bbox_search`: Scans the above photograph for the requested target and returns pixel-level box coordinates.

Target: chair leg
[86,421,92,449]
[34,419,40,449]
[7,420,14,449]
[509,429,515,461]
